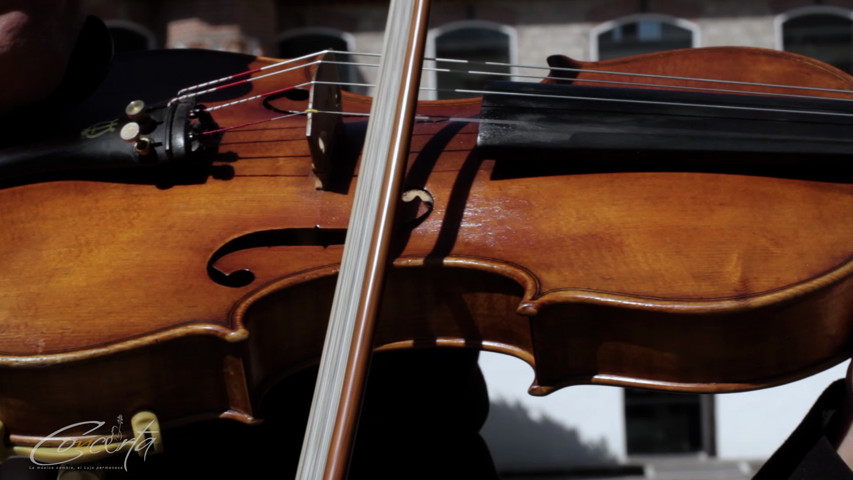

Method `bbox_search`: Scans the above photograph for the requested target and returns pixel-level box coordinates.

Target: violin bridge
[306,52,346,190]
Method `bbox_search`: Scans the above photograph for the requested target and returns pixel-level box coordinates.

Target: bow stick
[295,1,432,479]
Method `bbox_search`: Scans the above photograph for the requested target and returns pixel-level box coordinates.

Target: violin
[3,3,853,476]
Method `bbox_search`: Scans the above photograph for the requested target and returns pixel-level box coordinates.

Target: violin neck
[478,82,853,170]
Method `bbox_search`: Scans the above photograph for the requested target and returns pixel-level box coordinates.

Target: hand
[0,1,83,115]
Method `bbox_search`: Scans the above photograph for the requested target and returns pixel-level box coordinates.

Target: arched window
[105,20,156,54]
[590,14,699,61]
[775,6,853,73]
[426,21,517,100]
[277,28,362,92]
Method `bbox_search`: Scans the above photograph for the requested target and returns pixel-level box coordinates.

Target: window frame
[423,20,518,100]
[589,13,700,62]
[773,5,853,59]
[276,27,360,91]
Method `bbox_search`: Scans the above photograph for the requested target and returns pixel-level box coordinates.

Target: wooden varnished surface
[3,47,853,440]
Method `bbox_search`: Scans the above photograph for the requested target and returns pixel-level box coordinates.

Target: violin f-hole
[207,227,347,288]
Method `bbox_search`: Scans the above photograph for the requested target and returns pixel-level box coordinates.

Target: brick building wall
[81,0,853,61]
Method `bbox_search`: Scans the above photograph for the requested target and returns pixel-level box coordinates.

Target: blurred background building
[82,0,853,93]
[78,0,853,477]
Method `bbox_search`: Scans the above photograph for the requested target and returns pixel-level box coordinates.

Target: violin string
[170,50,379,104]
[202,80,853,136]
[455,70,853,104]
[422,54,853,97]
[203,61,853,111]
[256,49,853,96]
[202,107,525,136]
[201,111,306,135]
[207,71,853,136]
[170,60,377,106]
[202,80,374,113]
[175,50,374,96]
[204,83,853,138]
[203,84,853,135]
[454,87,853,119]
[169,59,323,106]
[181,51,853,134]
[172,48,853,108]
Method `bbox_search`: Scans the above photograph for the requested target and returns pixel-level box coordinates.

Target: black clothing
[114,349,498,479]
[753,379,853,479]
[5,369,853,478]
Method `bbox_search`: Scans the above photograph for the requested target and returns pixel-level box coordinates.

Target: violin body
[2,46,853,447]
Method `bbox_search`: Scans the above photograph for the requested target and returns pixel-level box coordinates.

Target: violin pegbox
[306,52,345,191]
